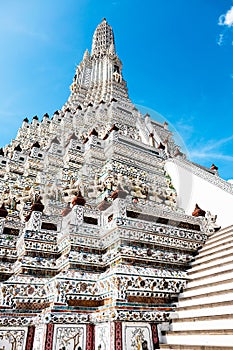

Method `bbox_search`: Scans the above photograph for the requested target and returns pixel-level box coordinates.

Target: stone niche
[95,323,111,350]
[33,325,46,350]
[122,322,153,350]
[0,327,28,350]
[52,324,87,350]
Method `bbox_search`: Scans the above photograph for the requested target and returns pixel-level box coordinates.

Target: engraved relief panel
[33,324,46,350]
[122,322,153,350]
[53,324,86,350]
[0,328,28,350]
[95,323,110,350]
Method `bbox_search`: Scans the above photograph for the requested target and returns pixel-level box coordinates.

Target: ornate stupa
[0,19,232,350]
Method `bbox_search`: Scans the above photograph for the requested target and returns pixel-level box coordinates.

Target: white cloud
[174,120,233,169]
[189,151,233,162]
[184,134,233,172]
[217,33,224,46]
[175,116,194,140]
[200,135,233,153]
[218,6,233,27]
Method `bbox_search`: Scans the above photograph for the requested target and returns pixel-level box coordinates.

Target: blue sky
[0,0,232,179]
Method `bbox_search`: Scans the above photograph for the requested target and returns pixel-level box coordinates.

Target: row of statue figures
[0,182,221,235]
[0,167,177,219]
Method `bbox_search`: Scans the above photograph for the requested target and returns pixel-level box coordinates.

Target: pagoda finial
[91,19,115,56]
[83,49,90,61]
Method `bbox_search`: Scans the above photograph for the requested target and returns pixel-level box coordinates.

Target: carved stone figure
[203,211,221,234]
[110,184,128,200]
[192,204,206,217]
[31,196,44,212]
[210,163,218,171]
[71,191,86,207]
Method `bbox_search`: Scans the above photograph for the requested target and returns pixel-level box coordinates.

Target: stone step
[208,225,233,241]
[204,229,233,247]
[187,269,233,289]
[207,225,233,238]
[194,238,233,265]
[193,250,233,271]
[165,329,233,347]
[178,288,233,307]
[160,343,233,349]
[191,248,233,271]
[171,314,233,331]
[188,260,233,280]
[203,235,233,252]
[199,236,233,256]
[161,226,233,349]
[177,299,233,311]
[205,224,233,239]
[177,300,233,318]
[181,278,233,298]
[190,249,233,272]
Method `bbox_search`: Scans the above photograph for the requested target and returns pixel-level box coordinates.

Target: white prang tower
[0,19,220,350]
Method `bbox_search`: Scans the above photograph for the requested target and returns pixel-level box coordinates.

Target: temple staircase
[160,225,233,350]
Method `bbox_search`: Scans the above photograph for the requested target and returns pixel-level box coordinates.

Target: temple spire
[91,18,115,56]
[68,18,129,106]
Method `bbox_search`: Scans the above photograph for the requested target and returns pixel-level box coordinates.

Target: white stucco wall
[165,159,233,229]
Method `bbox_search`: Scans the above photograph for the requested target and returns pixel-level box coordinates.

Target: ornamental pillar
[44,324,54,350]
[25,326,35,350]
[86,323,95,350]
[25,211,43,231]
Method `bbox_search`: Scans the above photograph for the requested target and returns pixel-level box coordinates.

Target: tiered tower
[0,19,214,350]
